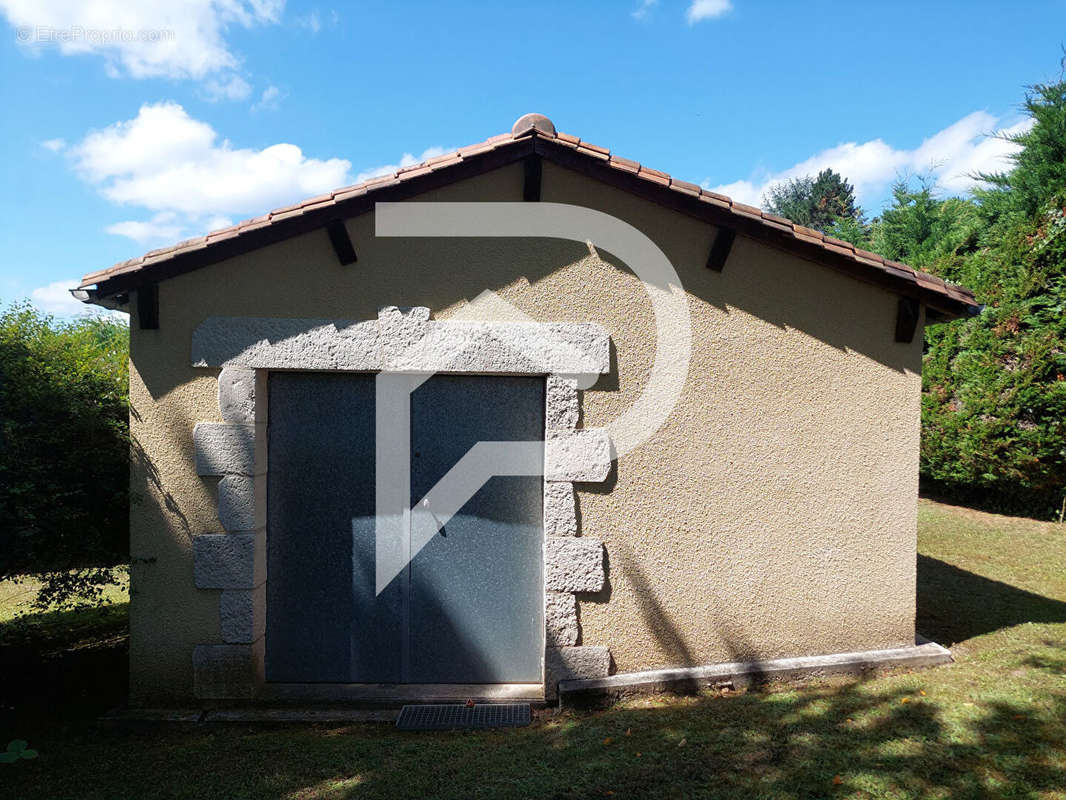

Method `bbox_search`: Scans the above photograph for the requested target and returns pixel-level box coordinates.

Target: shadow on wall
[130,424,192,539]
[598,547,1066,684]
[137,212,914,404]
[608,541,774,690]
[591,238,913,375]
[917,555,1066,646]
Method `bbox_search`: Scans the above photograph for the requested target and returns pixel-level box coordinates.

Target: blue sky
[1,0,1063,315]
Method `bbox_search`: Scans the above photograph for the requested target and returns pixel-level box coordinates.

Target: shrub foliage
[917,81,1066,517]
[0,303,129,605]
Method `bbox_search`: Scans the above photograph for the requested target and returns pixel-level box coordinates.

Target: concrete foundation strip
[557,640,954,703]
[101,640,953,723]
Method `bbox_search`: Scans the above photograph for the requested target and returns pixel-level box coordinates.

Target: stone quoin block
[217,366,256,424]
[220,584,266,644]
[545,375,579,430]
[193,532,265,590]
[545,645,611,699]
[544,429,612,482]
[544,481,577,536]
[545,591,579,647]
[545,536,604,593]
[193,423,258,476]
[193,641,264,700]
[217,475,263,532]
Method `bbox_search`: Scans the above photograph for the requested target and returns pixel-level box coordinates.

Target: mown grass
[1,499,1065,799]
[0,568,129,730]
[0,567,128,648]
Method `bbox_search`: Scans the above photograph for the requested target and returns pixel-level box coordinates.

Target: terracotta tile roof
[78,115,979,318]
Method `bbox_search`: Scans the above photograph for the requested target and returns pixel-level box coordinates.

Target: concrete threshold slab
[257,682,545,705]
[558,640,953,704]
[99,706,400,725]
[204,707,398,723]
[98,708,206,726]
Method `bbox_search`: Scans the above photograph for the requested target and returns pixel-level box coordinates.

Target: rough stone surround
[190,307,613,699]
[190,367,268,698]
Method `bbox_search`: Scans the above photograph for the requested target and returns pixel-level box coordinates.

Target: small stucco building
[77,114,977,706]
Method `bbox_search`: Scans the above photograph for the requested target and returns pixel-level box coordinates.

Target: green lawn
[2,500,1065,799]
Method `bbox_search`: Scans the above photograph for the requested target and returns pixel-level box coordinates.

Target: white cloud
[31,278,126,319]
[703,111,1033,209]
[70,101,351,243]
[632,0,658,21]
[251,84,282,111]
[66,102,453,249]
[40,137,66,152]
[31,279,85,315]
[0,0,283,87]
[354,146,450,184]
[203,73,252,101]
[73,101,350,216]
[203,214,234,230]
[104,211,185,244]
[686,0,732,24]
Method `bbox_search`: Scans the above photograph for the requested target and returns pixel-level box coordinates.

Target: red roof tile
[77,118,978,317]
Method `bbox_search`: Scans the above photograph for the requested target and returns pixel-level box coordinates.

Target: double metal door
[265,372,544,684]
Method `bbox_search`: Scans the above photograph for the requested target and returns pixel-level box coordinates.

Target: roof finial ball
[512,113,556,138]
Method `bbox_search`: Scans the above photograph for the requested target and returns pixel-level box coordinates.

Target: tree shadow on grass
[3,562,1066,798]
[917,555,1066,646]
[5,677,1065,800]
[0,602,128,732]
[8,553,1066,797]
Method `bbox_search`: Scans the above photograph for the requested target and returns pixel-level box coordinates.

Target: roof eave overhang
[530,138,978,321]
[82,132,978,321]
[71,286,128,312]
[83,136,537,304]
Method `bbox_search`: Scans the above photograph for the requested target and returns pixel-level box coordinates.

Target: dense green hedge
[0,302,129,605]
[869,81,1066,518]
[919,195,1066,518]
[916,81,1066,518]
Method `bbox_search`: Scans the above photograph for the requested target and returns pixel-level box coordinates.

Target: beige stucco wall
[126,159,923,703]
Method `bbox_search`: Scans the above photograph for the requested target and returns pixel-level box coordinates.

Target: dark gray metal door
[266,372,544,684]
[266,373,402,683]
[409,375,544,683]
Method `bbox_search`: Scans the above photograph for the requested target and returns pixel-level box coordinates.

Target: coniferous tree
[763,168,865,233]
[903,78,1066,517]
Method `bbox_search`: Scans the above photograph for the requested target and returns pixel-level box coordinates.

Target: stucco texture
[126,159,922,703]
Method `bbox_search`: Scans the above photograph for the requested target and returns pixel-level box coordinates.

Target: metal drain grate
[395,703,532,731]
